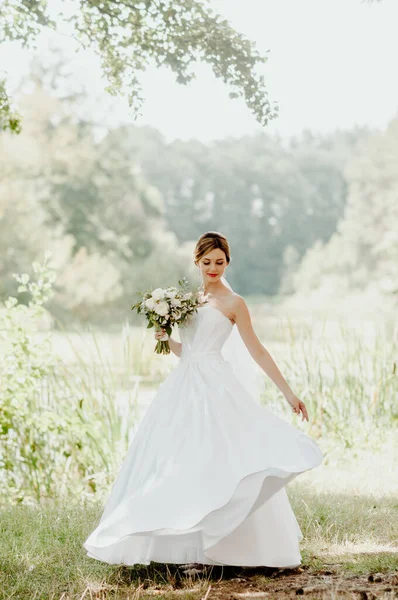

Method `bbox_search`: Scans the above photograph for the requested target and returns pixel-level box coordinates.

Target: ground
[77,562,398,599]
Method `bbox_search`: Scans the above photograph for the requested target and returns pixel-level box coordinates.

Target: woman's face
[197,248,228,284]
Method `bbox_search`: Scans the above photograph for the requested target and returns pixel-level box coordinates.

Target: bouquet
[131,278,204,355]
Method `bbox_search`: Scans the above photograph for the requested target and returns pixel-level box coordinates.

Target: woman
[84,231,323,569]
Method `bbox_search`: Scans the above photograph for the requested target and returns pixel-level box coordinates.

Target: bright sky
[1,0,398,141]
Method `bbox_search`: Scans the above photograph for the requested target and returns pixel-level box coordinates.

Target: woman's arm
[232,296,309,421]
[154,329,182,357]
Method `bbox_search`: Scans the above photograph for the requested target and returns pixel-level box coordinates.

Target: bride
[84,231,323,569]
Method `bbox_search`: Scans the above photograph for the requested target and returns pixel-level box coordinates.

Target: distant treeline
[1,72,396,322]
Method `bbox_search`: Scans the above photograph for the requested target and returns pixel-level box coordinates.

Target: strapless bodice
[179,304,233,361]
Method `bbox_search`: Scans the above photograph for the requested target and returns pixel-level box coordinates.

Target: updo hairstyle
[193,231,231,266]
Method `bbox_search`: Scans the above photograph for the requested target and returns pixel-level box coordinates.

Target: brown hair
[194,231,231,265]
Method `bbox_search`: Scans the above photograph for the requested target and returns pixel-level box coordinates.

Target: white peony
[171,297,181,307]
[144,297,156,310]
[154,301,169,316]
[152,288,166,301]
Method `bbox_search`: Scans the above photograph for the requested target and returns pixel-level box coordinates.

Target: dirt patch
[203,566,398,599]
[124,564,398,600]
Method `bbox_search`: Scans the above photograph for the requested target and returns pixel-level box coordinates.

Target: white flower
[165,287,178,298]
[184,292,193,300]
[171,297,181,307]
[152,288,166,301]
[154,301,169,316]
[144,297,156,310]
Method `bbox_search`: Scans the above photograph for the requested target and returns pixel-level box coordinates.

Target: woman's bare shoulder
[229,293,248,314]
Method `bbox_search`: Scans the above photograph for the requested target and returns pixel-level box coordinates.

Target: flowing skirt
[84,356,323,567]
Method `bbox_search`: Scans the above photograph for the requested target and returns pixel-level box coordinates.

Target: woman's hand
[154,328,169,342]
[285,393,309,422]
[154,328,182,357]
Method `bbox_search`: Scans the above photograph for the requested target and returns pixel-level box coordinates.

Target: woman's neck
[202,280,226,296]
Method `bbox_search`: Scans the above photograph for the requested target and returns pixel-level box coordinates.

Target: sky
[1,0,398,142]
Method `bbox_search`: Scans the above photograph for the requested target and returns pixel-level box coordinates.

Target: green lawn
[1,438,397,600]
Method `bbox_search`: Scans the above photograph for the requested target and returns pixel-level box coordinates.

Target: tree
[111,127,358,295]
[0,79,21,133]
[0,0,276,133]
[0,64,193,321]
[290,116,398,306]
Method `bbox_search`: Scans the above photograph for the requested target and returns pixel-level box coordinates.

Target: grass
[1,493,396,598]
[1,439,397,599]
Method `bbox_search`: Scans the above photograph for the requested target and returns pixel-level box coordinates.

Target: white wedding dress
[84,303,324,567]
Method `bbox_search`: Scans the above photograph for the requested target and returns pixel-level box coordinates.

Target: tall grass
[260,315,398,450]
